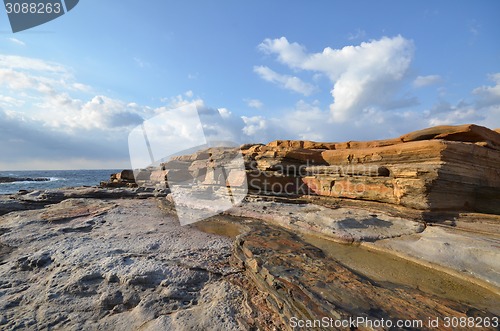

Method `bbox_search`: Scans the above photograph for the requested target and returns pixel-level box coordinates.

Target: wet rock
[232,222,499,329]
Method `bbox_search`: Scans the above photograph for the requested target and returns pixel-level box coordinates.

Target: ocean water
[0,169,120,195]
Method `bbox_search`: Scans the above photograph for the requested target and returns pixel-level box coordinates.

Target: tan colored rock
[316,140,500,212]
[400,124,500,150]
[321,140,448,165]
[125,124,500,214]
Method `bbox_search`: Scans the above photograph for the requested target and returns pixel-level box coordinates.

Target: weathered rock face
[307,126,500,213]
[0,187,168,216]
[118,124,500,215]
[231,221,499,330]
[100,170,138,188]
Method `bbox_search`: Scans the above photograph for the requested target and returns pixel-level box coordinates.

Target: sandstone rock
[317,139,500,213]
[232,222,499,329]
[102,169,138,188]
[227,200,425,243]
[124,124,500,215]
[116,170,135,181]
[400,124,500,150]
[369,225,500,290]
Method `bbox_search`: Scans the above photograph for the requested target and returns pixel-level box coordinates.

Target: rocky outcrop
[2,124,500,330]
[121,124,500,214]
[0,177,50,183]
[307,139,500,212]
[231,221,499,330]
[100,170,137,188]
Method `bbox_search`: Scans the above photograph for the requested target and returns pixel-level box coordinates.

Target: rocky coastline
[0,177,51,184]
[1,124,499,330]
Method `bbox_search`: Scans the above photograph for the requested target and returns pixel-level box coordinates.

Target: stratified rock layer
[121,124,500,214]
[231,221,499,330]
[307,139,500,212]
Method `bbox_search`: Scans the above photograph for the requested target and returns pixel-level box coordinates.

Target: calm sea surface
[0,169,120,195]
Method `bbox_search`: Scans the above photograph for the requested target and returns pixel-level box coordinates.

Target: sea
[0,169,120,195]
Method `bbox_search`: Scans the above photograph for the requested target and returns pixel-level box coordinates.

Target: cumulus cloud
[413,75,442,88]
[253,65,316,96]
[473,73,500,108]
[241,115,267,136]
[426,73,500,128]
[0,54,66,73]
[0,54,157,169]
[257,35,415,122]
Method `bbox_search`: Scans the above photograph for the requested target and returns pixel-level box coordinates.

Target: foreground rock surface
[231,220,499,329]
[1,187,499,330]
[0,198,252,330]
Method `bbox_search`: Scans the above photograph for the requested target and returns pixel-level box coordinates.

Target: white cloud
[426,74,500,128]
[413,75,442,88]
[0,55,66,73]
[185,90,194,98]
[428,104,483,126]
[0,94,25,107]
[473,73,500,108]
[218,107,231,118]
[72,82,92,92]
[241,115,267,136]
[257,35,415,122]
[8,38,26,46]
[245,98,263,109]
[253,65,316,96]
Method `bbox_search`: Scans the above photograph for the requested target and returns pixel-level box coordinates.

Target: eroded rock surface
[231,220,499,330]
[0,198,251,330]
[0,187,167,216]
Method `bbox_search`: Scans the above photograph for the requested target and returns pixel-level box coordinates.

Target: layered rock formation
[231,221,499,329]
[118,124,500,215]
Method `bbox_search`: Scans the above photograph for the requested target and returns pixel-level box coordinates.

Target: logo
[4,0,79,33]
[128,103,248,226]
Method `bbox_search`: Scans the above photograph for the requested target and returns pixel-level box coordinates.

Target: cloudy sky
[0,1,499,170]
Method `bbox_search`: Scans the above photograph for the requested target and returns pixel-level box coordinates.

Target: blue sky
[0,1,499,170]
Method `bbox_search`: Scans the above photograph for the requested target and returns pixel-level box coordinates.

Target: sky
[0,0,499,170]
